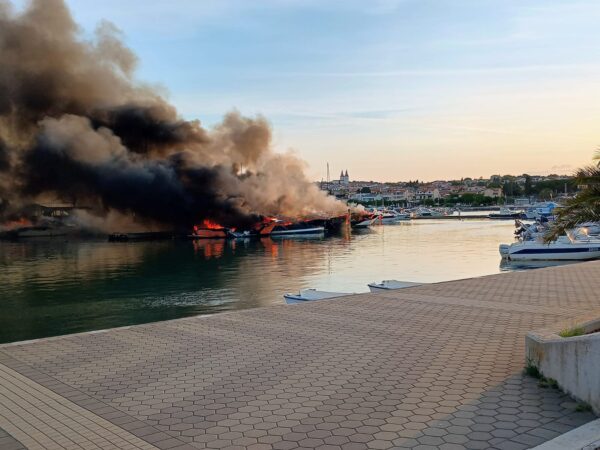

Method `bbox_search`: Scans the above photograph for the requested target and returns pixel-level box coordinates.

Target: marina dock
[2,262,600,449]
[411,214,491,220]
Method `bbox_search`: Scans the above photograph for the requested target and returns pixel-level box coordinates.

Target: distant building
[484,188,502,198]
[339,170,350,186]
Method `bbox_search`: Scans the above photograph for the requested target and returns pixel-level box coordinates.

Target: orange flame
[1,217,32,230]
[201,219,223,230]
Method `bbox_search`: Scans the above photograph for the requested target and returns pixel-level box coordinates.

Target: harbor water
[0,219,564,343]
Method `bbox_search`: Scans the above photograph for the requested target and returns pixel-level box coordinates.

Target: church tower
[342,170,349,185]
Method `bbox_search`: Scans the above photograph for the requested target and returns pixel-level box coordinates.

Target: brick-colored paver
[1,261,600,449]
[0,363,163,450]
[0,425,26,450]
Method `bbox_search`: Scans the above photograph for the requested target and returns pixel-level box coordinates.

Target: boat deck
[2,262,600,449]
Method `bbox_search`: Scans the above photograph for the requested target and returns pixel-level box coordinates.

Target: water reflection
[0,219,575,343]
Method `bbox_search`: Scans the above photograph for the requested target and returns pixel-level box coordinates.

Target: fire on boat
[189,215,350,240]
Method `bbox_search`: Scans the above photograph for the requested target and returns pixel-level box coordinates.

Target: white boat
[499,236,600,261]
[283,288,351,304]
[269,224,325,236]
[352,217,377,229]
[375,210,407,224]
[524,202,559,220]
[368,280,423,292]
[393,211,411,221]
[410,207,442,218]
[489,207,524,219]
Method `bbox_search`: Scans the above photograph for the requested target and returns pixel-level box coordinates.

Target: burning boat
[189,219,275,239]
[305,215,349,234]
[269,220,325,237]
[190,220,230,239]
[188,217,333,239]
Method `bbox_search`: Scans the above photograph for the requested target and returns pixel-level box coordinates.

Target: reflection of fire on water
[192,239,226,259]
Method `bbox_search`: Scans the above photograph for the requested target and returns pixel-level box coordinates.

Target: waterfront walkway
[2,262,600,450]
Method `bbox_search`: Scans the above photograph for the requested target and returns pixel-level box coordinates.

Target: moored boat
[351,212,377,229]
[410,207,443,218]
[283,288,351,304]
[189,226,229,239]
[499,236,600,261]
[393,211,411,221]
[489,207,525,219]
[269,222,325,236]
[374,209,410,224]
[524,202,559,220]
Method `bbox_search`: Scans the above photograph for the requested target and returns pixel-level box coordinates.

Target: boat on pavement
[283,288,352,304]
[368,280,423,292]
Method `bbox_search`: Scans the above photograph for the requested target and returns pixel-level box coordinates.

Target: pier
[1,262,600,449]
[410,215,491,220]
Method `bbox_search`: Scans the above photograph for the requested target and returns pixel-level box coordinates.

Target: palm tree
[545,153,600,242]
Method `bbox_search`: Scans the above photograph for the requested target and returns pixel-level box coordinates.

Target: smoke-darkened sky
[26,0,599,182]
[0,0,345,228]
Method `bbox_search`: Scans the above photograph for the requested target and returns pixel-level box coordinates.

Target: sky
[22,0,600,181]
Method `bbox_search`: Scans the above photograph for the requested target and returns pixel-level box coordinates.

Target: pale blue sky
[29,1,600,180]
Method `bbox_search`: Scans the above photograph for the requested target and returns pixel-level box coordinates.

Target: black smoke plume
[0,0,344,230]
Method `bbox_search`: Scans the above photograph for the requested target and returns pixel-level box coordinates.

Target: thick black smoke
[0,0,344,230]
[0,138,9,171]
[90,104,208,156]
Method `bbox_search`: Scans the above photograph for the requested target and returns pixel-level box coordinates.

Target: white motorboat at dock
[500,218,600,261]
[350,212,378,229]
[368,280,423,292]
[283,288,352,304]
[499,236,600,261]
[489,207,524,220]
[410,207,443,218]
[373,209,411,224]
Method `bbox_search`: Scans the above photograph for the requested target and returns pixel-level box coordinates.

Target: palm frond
[544,184,600,242]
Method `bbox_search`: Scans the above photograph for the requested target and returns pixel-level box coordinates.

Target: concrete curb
[526,309,600,414]
[530,419,600,449]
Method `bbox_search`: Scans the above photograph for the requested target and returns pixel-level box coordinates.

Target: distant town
[322,170,576,206]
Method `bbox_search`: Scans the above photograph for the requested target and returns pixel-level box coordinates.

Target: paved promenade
[2,262,600,450]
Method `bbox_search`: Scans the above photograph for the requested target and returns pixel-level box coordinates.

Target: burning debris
[0,0,346,234]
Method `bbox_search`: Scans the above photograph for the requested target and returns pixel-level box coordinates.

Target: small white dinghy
[283,288,351,304]
[368,280,423,292]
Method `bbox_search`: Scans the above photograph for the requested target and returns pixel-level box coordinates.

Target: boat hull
[352,218,375,229]
[502,242,600,261]
[378,215,406,224]
[270,226,325,236]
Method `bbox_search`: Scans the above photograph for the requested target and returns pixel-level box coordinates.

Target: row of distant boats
[488,202,560,220]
